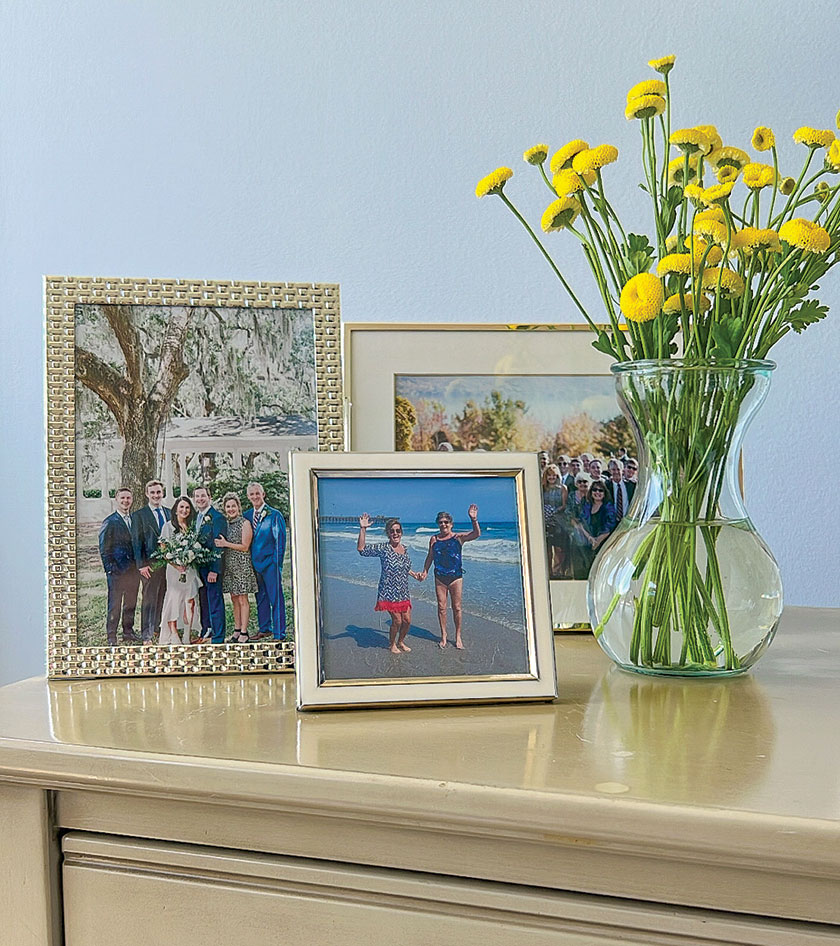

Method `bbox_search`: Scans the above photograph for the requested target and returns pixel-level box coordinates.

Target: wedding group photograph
[74,300,318,647]
[393,372,636,580]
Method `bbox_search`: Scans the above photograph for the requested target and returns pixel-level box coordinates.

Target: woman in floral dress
[357,514,421,654]
[215,492,258,642]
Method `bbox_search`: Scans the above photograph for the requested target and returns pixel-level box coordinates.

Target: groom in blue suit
[244,481,287,640]
[192,485,228,644]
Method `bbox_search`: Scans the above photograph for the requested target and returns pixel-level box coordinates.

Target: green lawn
[76,523,295,647]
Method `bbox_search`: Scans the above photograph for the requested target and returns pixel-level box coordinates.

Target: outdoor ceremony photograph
[72,296,318,650]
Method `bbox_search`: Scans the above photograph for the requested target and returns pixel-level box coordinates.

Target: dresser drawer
[61,833,837,946]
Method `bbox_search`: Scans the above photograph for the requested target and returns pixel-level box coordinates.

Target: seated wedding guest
[132,479,171,645]
[98,487,140,645]
[158,496,202,646]
[215,492,258,643]
[192,486,228,644]
[541,464,567,579]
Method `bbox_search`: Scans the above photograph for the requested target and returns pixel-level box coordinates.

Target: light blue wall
[1,1,838,685]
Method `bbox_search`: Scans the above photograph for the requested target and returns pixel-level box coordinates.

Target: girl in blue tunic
[419,505,481,649]
[357,515,422,654]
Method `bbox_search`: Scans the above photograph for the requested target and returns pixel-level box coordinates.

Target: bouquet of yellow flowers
[477,55,838,675]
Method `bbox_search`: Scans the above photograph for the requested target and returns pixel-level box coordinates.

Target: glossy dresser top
[0,607,837,846]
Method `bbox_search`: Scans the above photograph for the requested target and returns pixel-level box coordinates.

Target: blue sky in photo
[395,374,619,429]
[316,474,518,522]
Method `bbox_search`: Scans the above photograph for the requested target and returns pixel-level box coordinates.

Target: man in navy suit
[192,485,228,644]
[244,481,287,640]
[98,487,140,645]
[132,479,171,644]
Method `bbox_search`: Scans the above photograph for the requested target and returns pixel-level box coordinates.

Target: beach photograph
[315,473,531,682]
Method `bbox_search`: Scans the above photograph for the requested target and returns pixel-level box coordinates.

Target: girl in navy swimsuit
[419,504,480,649]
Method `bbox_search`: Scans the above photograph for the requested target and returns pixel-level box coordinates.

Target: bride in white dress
[158,496,203,645]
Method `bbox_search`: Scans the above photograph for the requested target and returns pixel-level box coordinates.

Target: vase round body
[588,359,783,676]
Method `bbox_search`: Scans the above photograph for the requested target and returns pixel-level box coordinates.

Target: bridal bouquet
[151,530,215,582]
[476,55,838,674]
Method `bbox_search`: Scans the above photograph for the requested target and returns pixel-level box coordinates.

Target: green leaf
[708,316,745,360]
[591,329,617,359]
[623,233,655,276]
[785,299,829,334]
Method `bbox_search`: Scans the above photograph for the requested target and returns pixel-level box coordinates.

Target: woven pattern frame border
[45,276,343,678]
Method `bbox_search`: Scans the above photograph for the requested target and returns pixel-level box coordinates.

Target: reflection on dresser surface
[1,607,839,945]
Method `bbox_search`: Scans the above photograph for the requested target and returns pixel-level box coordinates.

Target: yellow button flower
[700,182,735,206]
[693,211,728,245]
[541,197,582,232]
[552,168,596,196]
[752,127,775,152]
[730,227,782,255]
[619,273,664,322]
[523,144,549,166]
[665,234,680,253]
[626,79,667,101]
[793,127,836,149]
[549,140,589,174]
[742,163,776,190]
[779,218,831,253]
[625,94,666,120]
[657,254,693,276]
[476,167,513,198]
[695,206,726,224]
[667,155,699,185]
[663,292,711,314]
[701,267,745,297]
[685,237,723,265]
[837,108,840,131]
[572,144,619,174]
[648,55,676,75]
[825,140,840,172]
[683,183,705,202]
[695,125,723,153]
[716,165,740,184]
[707,147,751,170]
[670,128,712,155]
[779,176,796,195]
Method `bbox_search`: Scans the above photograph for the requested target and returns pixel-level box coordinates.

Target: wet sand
[320,575,530,680]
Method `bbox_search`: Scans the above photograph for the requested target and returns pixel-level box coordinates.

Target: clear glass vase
[587,359,783,676]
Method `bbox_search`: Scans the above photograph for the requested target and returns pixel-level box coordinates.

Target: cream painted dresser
[1,607,839,946]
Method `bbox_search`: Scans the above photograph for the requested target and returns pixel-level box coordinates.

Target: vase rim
[611,358,776,375]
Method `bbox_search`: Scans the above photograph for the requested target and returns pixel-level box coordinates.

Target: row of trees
[395,392,630,458]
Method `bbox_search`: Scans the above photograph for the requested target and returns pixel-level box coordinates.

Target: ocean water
[317,521,528,634]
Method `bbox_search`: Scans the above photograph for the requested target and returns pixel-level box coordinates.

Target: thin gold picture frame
[291,451,558,710]
[46,275,343,678]
[343,322,617,629]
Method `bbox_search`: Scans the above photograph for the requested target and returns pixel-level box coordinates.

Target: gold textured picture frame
[344,322,621,630]
[291,451,557,710]
[46,276,342,678]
